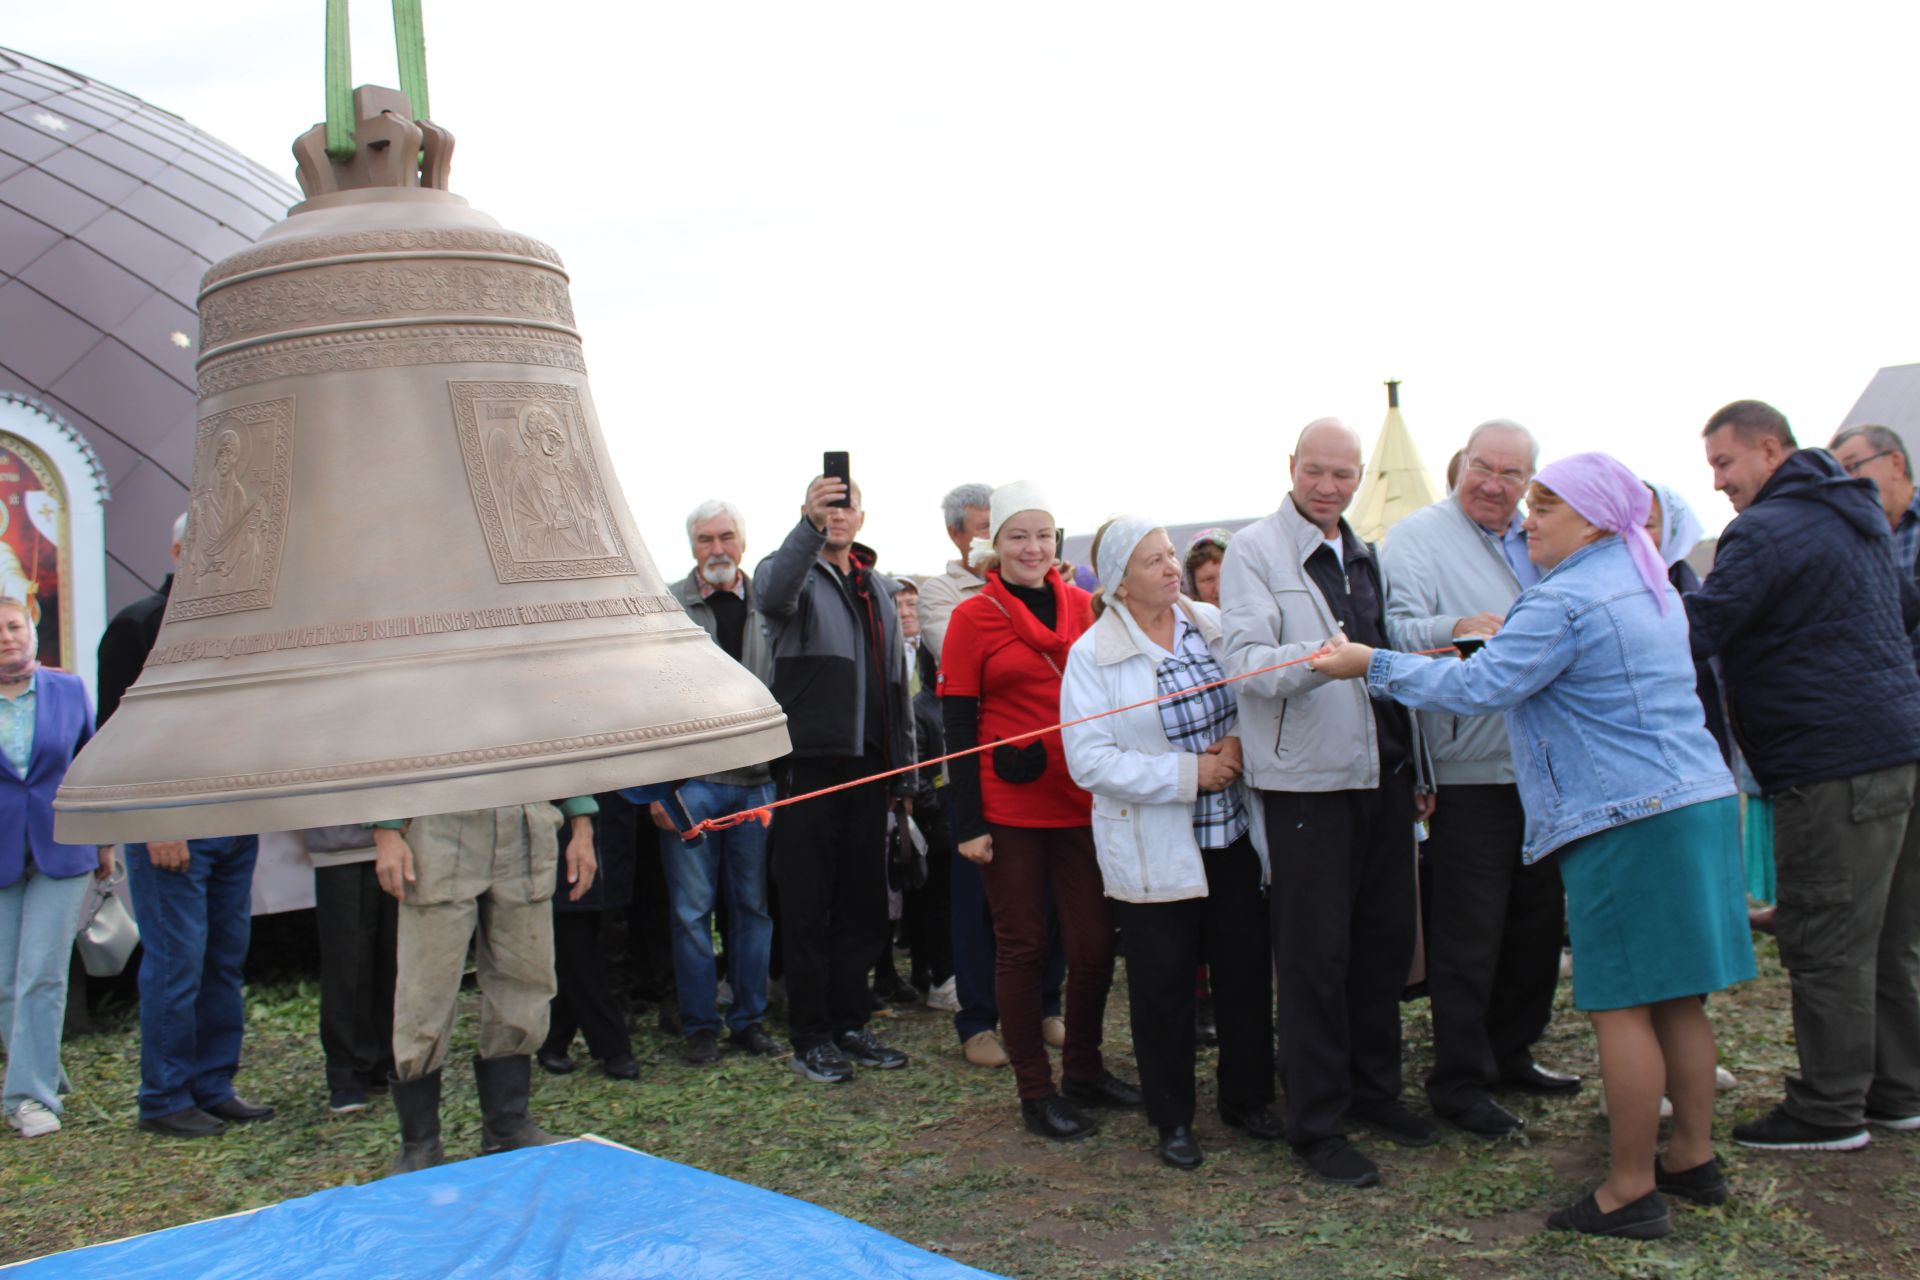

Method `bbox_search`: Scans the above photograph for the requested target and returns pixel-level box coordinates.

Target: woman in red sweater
[939,482,1141,1139]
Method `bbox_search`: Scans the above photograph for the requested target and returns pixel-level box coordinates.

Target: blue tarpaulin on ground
[5,1137,1000,1279]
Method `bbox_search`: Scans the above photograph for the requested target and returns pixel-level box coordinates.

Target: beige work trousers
[392,804,562,1079]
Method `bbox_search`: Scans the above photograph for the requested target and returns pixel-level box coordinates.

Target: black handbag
[991,739,1049,784]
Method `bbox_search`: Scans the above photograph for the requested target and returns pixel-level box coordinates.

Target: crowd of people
[4,399,1920,1244]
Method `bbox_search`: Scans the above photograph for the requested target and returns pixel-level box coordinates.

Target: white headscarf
[1645,481,1705,568]
[968,480,1053,569]
[1094,514,1161,594]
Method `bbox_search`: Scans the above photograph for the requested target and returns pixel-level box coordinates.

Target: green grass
[3,935,1917,1277]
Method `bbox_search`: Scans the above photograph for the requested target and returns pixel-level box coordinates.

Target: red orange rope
[680,643,1463,838]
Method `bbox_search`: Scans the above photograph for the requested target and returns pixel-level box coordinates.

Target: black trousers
[1112,835,1274,1129]
[625,826,677,1007]
[774,753,890,1050]
[903,796,955,987]
[544,911,633,1062]
[313,861,397,1091]
[1424,783,1566,1114]
[1264,778,1418,1145]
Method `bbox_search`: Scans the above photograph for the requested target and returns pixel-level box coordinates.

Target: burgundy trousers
[980,823,1114,1100]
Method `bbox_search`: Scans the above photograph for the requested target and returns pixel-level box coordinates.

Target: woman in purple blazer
[0,596,104,1139]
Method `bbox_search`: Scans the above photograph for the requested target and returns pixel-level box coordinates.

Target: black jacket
[754,521,915,792]
[96,574,171,727]
[1669,559,1731,764]
[1685,449,1920,793]
[550,792,637,913]
[909,641,943,806]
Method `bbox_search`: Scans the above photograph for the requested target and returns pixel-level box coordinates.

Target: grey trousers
[393,805,561,1079]
[1772,762,1920,1127]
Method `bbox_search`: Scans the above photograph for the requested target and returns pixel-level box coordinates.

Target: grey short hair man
[661,497,781,1066]
[1378,416,1580,1141]
[1830,426,1920,664]
[917,483,993,663]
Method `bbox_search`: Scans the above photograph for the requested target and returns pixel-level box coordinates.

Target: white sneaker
[924,977,960,1013]
[11,1100,61,1138]
[1715,1066,1738,1092]
[1598,1092,1672,1119]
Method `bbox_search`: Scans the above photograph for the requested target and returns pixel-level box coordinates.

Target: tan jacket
[917,558,984,664]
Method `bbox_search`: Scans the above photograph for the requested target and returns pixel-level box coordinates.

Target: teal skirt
[1742,794,1776,905]
[1557,795,1758,1012]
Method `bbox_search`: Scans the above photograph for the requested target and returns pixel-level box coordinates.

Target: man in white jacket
[1378,420,1581,1143]
[1220,419,1436,1189]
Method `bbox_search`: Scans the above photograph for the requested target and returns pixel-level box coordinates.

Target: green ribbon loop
[322,0,432,162]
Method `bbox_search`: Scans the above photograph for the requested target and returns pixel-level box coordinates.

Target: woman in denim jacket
[1312,453,1755,1242]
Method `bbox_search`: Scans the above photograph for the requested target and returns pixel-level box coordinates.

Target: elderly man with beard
[657,499,782,1066]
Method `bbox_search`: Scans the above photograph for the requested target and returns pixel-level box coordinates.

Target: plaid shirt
[1154,618,1249,850]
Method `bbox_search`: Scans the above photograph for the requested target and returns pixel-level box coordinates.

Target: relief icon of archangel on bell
[450,381,634,583]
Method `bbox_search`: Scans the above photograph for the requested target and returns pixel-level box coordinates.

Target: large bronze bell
[53,87,788,843]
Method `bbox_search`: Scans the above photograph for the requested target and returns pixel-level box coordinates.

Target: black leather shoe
[1348,1100,1439,1147]
[1157,1125,1203,1169]
[601,1054,639,1081]
[138,1106,227,1139]
[1219,1102,1286,1141]
[685,1029,721,1066]
[1294,1137,1381,1187]
[1546,1189,1671,1239]
[1444,1096,1526,1139]
[873,973,921,1006]
[203,1095,274,1123]
[1500,1062,1583,1095]
[1655,1155,1730,1206]
[536,1050,576,1076]
[1021,1094,1099,1141]
[1062,1070,1144,1109]
[729,1024,781,1057]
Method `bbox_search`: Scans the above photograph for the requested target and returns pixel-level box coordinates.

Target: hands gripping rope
[678,642,1466,840]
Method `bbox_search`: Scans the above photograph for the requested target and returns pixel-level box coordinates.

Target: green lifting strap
[392,0,431,122]
[322,0,432,161]
[324,0,354,158]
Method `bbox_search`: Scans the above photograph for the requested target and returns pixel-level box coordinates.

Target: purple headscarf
[1532,452,1671,615]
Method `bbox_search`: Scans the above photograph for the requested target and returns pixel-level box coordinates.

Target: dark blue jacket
[0,668,97,887]
[1685,448,1920,793]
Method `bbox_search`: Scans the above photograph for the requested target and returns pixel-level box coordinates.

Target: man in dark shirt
[1220,420,1437,1188]
[98,514,272,1139]
[660,500,781,1067]
[755,475,916,1083]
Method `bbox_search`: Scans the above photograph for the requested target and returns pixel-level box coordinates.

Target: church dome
[0,46,295,624]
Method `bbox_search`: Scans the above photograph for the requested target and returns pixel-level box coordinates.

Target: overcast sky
[11,2,1918,575]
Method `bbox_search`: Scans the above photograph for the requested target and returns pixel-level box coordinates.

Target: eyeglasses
[1465,459,1529,490]
[1842,450,1899,477]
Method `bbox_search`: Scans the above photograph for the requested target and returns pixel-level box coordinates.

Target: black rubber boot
[474,1054,563,1155]
[386,1070,444,1176]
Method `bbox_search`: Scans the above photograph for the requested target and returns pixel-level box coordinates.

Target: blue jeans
[662,780,774,1036]
[0,863,90,1113]
[125,836,258,1119]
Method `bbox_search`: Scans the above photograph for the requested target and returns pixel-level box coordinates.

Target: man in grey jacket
[1379,419,1581,1142]
[756,474,916,1083]
[659,499,782,1067]
[1221,418,1436,1189]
